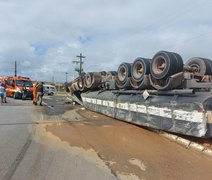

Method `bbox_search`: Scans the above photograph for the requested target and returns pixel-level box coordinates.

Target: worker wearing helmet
[33,80,39,105]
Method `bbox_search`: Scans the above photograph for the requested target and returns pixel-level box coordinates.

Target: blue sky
[0,0,212,82]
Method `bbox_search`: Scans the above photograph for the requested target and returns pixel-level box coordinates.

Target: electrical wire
[139,0,210,34]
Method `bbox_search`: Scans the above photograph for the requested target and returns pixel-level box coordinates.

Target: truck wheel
[173,52,184,72]
[185,57,212,75]
[117,63,132,83]
[100,71,107,76]
[131,57,151,82]
[77,77,85,91]
[107,71,117,76]
[84,72,93,88]
[150,51,183,80]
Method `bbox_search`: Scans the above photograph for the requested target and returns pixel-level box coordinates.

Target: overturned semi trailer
[66,51,212,138]
[81,90,212,138]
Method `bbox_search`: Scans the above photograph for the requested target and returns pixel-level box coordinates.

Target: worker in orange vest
[33,81,39,105]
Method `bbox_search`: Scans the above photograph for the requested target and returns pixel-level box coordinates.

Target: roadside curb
[158,131,212,157]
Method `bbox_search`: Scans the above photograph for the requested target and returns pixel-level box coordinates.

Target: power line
[137,0,209,34]
[184,29,212,42]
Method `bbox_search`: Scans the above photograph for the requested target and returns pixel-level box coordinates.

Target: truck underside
[66,51,212,138]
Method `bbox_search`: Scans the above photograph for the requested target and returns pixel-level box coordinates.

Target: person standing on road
[0,83,5,104]
[35,82,44,106]
[1,83,7,103]
[22,82,27,100]
[33,81,39,104]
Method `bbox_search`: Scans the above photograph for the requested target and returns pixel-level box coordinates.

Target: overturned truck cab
[67,50,212,138]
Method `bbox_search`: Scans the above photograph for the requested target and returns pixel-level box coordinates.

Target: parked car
[44,85,56,95]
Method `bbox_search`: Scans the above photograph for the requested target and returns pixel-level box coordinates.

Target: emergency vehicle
[0,76,33,99]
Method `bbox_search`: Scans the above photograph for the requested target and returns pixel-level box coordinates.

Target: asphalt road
[0,96,116,180]
[0,95,212,180]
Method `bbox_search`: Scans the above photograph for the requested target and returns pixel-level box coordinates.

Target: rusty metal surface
[130,75,152,90]
[80,90,212,137]
[149,72,184,90]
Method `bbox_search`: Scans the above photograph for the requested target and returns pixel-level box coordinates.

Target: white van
[44,85,56,96]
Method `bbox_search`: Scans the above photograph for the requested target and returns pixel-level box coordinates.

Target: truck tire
[107,71,117,76]
[172,52,184,72]
[84,72,93,88]
[131,57,151,82]
[150,51,183,80]
[117,63,132,83]
[100,71,107,76]
[77,77,85,91]
[206,58,212,75]
[185,57,212,75]
[84,72,102,89]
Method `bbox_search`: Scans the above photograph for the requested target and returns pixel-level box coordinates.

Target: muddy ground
[45,105,212,180]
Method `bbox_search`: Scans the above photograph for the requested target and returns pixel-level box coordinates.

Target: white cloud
[0,0,212,82]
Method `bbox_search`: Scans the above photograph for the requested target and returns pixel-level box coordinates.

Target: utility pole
[72,53,85,76]
[15,61,17,77]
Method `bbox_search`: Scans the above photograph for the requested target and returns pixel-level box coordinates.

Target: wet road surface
[46,107,212,180]
[0,95,212,180]
[0,96,116,180]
